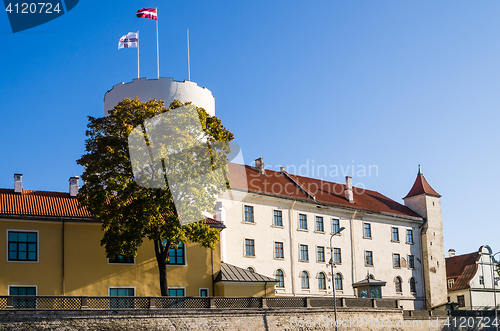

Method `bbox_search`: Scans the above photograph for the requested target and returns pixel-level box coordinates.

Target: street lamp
[492,251,500,331]
[329,226,345,331]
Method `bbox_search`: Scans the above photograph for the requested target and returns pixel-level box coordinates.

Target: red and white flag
[118,32,138,49]
[136,8,157,20]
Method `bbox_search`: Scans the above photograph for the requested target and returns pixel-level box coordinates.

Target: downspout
[211,250,215,296]
[62,219,65,296]
[289,201,296,296]
[349,210,357,296]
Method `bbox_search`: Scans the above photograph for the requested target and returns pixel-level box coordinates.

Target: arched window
[410,277,416,293]
[276,269,284,288]
[395,276,402,293]
[247,267,255,273]
[318,272,326,290]
[334,273,343,290]
[301,271,309,289]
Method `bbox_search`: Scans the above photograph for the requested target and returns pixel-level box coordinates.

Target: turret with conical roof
[403,166,447,309]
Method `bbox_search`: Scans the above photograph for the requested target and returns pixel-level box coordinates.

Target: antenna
[187,28,191,81]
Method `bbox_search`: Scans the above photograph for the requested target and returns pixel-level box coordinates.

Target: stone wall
[0,308,496,331]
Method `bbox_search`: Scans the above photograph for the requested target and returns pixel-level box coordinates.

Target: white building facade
[217,160,448,310]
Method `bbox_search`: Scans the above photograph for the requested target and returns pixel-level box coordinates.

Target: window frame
[332,219,340,234]
[199,288,209,297]
[409,277,417,293]
[298,214,308,230]
[333,247,342,264]
[108,286,136,297]
[6,229,39,263]
[274,242,284,259]
[315,216,324,232]
[273,210,283,227]
[245,239,255,257]
[408,254,415,269]
[107,255,136,265]
[318,272,326,290]
[457,295,465,307]
[167,287,186,297]
[393,253,401,268]
[275,269,285,288]
[391,227,399,242]
[334,273,343,290]
[8,285,38,309]
[448,279,455,289]
[406,229,414,244]
[395,277,403,293]
[316,246,325,262]
[244,205,254,223]
[365,250,374,266]
[299,244,309,262]
[166,241,186,266]
[300,271,310,289]
[363,223,372,239]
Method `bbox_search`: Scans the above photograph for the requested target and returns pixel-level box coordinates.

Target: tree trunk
[154,238,169,296]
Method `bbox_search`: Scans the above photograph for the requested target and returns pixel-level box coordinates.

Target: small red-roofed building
[445,245,499,310]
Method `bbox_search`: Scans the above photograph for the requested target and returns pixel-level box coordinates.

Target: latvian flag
[118,32,138,49]
[136,8,157,20]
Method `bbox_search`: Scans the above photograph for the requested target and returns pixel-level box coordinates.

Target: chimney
[345,176,354,203]
[255,157,265,174]
[14,174,23,194]
[69,176,79,197]
[448,249,456,257]
[280,166,286,173]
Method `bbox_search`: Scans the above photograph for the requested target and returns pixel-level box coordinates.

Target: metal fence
[0,296,399,310]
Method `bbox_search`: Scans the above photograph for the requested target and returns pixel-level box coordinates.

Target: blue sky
[1,1,499,255]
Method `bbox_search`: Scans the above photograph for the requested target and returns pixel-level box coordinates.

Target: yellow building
[0,175,276,298]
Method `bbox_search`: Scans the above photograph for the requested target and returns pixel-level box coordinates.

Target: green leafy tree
[77,98,233,296]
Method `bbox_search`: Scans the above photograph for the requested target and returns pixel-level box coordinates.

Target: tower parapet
[104,77,215,116]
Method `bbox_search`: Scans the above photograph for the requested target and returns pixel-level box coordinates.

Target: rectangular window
[245,239,255,256]
[393,253,401,268]
[457,295,465,307]
[274,210,283,226]
[199,288,209,297]
[363,223,371,238]
[391,227,399,242]
[9,286,37,309]
[300,244,309,261]
[299,214,307,230]
[334,248,341,264]
[332,219,340,234]
[108,255,135,264]
[168,288,186,297]
[406,229,414,244]
[317,246,325,262]
[275,242,284,259]
[8,231,38,261]
[166,242,185,265]
[408,255,415,269]
[315,216,324,232]
[365,251,373,266]
[244,205,254,223]
[109,287,135,308]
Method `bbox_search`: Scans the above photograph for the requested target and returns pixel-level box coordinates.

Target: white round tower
[104,78,215,116]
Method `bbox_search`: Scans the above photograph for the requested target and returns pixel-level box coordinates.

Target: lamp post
[329,226,345,331]
[492,251,500,331]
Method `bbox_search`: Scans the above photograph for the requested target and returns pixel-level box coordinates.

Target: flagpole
[156,7,159,79]
[187,28,190,81]
[137,31,140,79]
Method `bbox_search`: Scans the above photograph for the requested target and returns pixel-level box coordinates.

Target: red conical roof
[404,171,441,199]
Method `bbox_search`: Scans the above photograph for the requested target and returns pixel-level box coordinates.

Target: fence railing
[0,296,400,310]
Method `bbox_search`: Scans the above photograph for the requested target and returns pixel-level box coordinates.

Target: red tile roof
[445,252,479,291]
[403,174,441,199]
[227,163,423,221]
[0,189,93,220]
[0,188,225,228]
